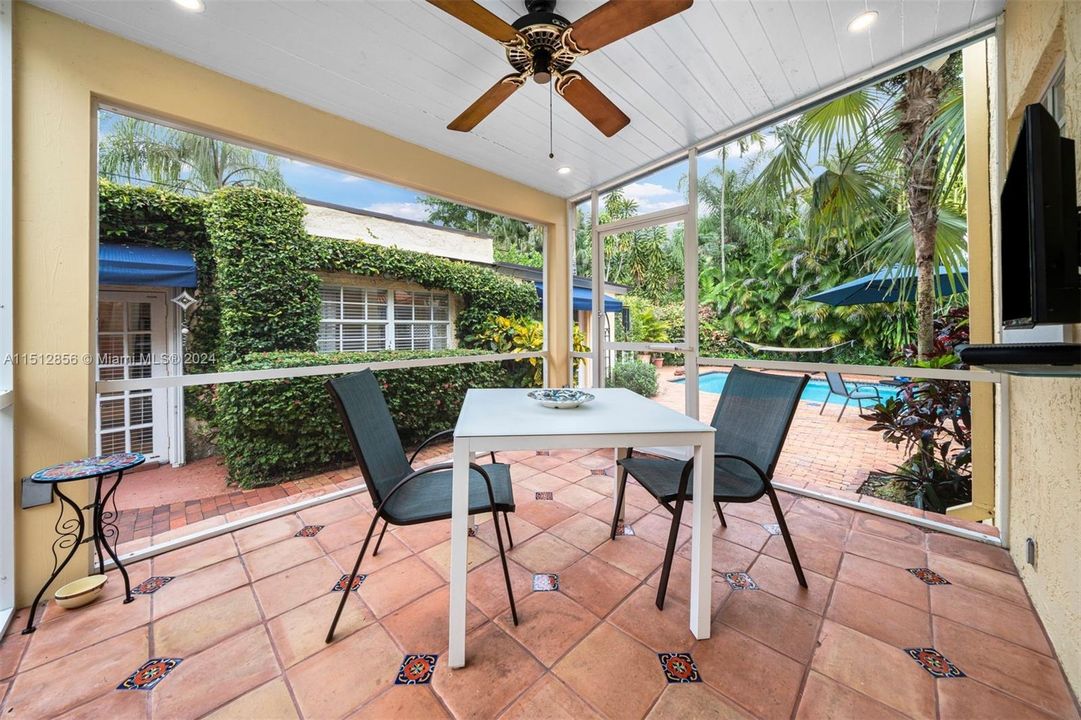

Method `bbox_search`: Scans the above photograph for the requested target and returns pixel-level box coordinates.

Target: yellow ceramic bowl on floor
[55,574,108,609]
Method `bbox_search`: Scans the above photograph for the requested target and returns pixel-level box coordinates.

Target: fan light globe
[847,10,878,33]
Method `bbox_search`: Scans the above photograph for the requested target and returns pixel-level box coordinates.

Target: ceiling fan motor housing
[508,1,577,83]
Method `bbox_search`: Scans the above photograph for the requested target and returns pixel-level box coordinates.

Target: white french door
[96,291,168,461]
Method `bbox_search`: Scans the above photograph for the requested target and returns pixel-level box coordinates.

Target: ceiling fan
[428,0,693,137]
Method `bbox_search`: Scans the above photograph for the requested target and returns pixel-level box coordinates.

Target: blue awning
[534,281,623,313]
[99,244,197,288]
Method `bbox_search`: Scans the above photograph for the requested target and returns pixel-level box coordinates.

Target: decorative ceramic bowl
[55,574,108,609]
[527,388,595,409]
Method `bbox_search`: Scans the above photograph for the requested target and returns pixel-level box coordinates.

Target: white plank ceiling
[32,0,1004,197]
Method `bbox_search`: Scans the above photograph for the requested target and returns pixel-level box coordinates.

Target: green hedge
[310,235,537,340]
[215,350,514,487]
[206,188,322,361]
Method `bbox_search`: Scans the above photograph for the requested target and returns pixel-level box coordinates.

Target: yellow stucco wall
[11,2,571,605]
[1001,0,1081,694]
[961,41,995,521]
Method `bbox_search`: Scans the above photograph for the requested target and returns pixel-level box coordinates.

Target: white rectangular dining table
[448,388,715,668]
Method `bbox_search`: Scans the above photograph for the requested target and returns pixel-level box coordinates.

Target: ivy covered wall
[98,182,540,483]
[98,182,538,356]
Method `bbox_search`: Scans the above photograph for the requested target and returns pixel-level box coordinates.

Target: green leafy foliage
[607,361,659,397]
[205,188,322,360]
[309,235,537,341]
[214,350,515,487]
[468,315,589,386]
[419,195,544,269]
[99,113,289,194]
[98,180,221,417]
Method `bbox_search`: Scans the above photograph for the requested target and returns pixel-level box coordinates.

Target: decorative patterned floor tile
[590,468,608,476]
[614,523,635,536]
[467,525,478,537]
[294,525,324,538]
[535,491,554,501]
[904,648,965,678]
[131,576,174,595]
[762,523,782,535]
[118,658,183,691]
[396,654,437,685]
[332,574,366,592]
[532,573,559,591]
[658,652,701,683]
[535,451,551,456]
[721,572,758,591]
[906,568,950,585]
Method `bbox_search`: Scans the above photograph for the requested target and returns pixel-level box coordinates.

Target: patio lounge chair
[609,366,809,610]
[820,371,882,421]
[323,369,518,643]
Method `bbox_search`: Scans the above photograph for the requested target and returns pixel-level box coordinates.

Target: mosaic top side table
[22,452,145,634]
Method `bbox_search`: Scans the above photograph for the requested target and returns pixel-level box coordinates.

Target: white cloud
[620,181,684,214]
[340,175,367,184]
[364,202,429,222]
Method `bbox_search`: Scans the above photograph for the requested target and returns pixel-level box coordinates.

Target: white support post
[684,148,699,421]
[447,440,472,668]
[590,190,603,388]
[689,433,714,638]
[0,0,13,636]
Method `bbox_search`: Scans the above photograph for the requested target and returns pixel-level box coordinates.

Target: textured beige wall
[1006,377,1081,691]
[302,204,495,264]
[1002,0,1081,694]
[11,2,571,605]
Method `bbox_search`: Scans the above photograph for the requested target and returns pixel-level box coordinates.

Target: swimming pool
[676,372,900,406]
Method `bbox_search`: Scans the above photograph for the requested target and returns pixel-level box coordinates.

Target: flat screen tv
[1000,103,1081,327]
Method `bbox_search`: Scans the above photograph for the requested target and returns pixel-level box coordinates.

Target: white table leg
[689,434,714,639]
[613,447,630,523]
[448,441,472,668]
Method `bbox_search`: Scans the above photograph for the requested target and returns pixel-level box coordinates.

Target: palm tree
[749,53,967,359]
[99,115,290,194]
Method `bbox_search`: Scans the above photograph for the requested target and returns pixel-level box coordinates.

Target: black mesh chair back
[825,371,848,396]
[710,366,809,480]
[326,369,413,507]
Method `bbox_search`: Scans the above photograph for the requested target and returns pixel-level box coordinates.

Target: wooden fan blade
[426,0,520,43]
[448,74,525,132]
[556,71,630,137]
[567,0,693,53]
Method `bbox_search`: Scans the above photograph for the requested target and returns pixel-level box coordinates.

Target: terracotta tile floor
[3,449,1075,720]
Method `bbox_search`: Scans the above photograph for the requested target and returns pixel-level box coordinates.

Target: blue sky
[100,109,777,224]
[278,158,430,220]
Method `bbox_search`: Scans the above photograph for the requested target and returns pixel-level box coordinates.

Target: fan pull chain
[549,78,554,159]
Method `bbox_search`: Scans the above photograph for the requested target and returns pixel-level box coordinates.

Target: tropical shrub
[205,188,321,360]
[468,315,589,387]
[608,361,659,397]
[214,350,513,487]
[861,367,972,513]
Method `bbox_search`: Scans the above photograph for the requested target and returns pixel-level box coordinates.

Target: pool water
[679,372,900,406]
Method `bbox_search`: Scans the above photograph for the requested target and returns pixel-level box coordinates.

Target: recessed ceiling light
[847,10,878,33]
[557,166,572,175]
[173,0,205,12]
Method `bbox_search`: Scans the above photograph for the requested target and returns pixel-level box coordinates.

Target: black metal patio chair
[324,369,518,643]
[609,365,809,610]
[820,371,881,421]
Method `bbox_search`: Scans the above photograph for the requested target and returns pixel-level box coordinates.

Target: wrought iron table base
[22,471,134,634]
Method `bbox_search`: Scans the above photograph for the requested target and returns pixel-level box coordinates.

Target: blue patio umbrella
[806,265,968,306]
